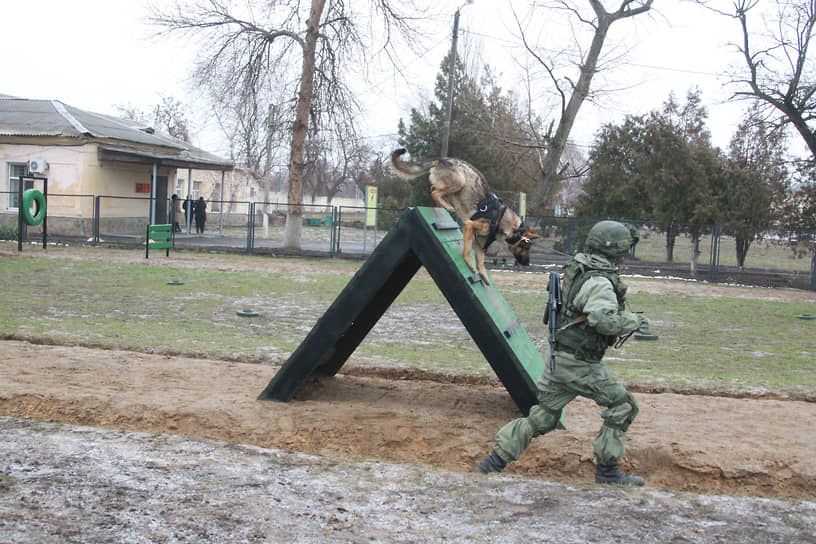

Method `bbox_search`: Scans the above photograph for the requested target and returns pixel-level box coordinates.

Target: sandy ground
[1,340,816,543]
[1,246,816,542]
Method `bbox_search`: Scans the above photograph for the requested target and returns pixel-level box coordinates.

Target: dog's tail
[390,148,438,179]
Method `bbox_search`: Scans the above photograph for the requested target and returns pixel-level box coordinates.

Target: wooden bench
[145,224,172,258]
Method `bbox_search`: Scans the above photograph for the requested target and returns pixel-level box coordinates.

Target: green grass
[537,228,813,272]
[500,283,816,396]
[1,249,814,397]
[631,231,811,272]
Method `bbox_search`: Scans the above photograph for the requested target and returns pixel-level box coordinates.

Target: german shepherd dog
[390,148,539,284]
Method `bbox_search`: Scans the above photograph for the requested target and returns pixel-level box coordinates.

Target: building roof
[0,96,233,171]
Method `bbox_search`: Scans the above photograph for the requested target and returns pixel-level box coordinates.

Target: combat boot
[595,463,644,486]
[477,450,507,474]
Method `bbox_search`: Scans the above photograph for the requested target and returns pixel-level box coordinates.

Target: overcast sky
[1,1,759,157]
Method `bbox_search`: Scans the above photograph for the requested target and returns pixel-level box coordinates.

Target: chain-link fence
[528,215,816,290]
[1,192,814,290]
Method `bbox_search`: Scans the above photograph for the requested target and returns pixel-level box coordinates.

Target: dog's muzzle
[506,227,533,248]
[507,227,534,266]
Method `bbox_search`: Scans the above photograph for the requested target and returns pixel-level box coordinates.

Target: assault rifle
[542,272,562,373]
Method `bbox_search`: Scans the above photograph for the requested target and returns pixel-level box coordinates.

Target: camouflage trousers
[493,348,639,466]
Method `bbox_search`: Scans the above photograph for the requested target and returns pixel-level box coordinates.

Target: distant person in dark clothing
[170,194,182,233]
[182,196,192,231]
[194,196,207,234]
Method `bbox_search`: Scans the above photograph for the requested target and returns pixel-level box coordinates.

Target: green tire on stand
[22,189,46,226]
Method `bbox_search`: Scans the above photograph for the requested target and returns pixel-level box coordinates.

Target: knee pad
[527,404,562,434]
[602,391,638,432]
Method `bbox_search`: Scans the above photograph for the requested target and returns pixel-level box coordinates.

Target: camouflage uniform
[479,221,650,485]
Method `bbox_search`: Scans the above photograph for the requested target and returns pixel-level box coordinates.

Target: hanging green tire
[237,310,259,318]
[22,189,46,226]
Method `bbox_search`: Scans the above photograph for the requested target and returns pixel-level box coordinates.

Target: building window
[7,163,32,210]
[176,178,183,194]
[136,183,151,194]
[192,181,201,199]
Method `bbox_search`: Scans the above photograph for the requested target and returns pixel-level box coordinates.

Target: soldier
[477,220,651,486]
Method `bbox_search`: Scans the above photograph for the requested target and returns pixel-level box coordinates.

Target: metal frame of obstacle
[258,206,550,416]
[17,175,48,252]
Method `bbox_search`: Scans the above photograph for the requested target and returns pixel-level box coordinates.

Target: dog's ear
[524,227,540,240]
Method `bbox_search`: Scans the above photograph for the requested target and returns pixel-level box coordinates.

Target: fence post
[246,201,255,254]
[93,196,100,246]
[41,177,48,249]
[218,171,225,236]
[329,206,337,257]
[810,241,815,291]
[335,206,343,256]
[17,175,23,252]
[709,225,720,283]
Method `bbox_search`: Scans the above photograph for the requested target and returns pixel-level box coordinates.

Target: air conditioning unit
[28,159,49,174]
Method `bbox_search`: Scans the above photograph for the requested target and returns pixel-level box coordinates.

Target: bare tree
[218,93,290,225]
[701,0,816,158]
[513,0,654,210]
[149,0,422,248]
[304,134,372,204]
[115,95,192,142]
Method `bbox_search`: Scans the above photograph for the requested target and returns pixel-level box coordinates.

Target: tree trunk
[284,0,325,249]
[811,242,816,291]
[690,230,701,275]
[665,222,677,263]
[534,14,611,208]
[532,1,653,209]
[736,233,751,269]
[263,104,275,237]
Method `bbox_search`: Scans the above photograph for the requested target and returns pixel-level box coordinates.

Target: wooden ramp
[258,207,550,416]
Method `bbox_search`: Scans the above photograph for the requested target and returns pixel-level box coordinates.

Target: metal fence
[1,192,814,290]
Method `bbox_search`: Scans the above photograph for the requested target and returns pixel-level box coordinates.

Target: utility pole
[263,103,275,236]
[441,0,473,158]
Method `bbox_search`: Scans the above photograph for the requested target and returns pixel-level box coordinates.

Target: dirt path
[1,339,814,501]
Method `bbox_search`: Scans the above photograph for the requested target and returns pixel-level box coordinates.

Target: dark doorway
[154,175,168,225]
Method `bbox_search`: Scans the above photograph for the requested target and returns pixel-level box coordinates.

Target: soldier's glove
[637,315,651,333]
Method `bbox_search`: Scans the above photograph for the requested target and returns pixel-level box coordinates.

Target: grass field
[535,227,814,272]
[631,230,813,271]
[1,246,814,397]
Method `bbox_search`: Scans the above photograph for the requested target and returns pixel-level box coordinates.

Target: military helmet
[585,220,634,258]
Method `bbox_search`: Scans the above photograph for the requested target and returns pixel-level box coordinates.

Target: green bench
[145,224,172,258]
[307,215,333,227]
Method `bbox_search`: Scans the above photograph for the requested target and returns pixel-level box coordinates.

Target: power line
[460,28,729,79]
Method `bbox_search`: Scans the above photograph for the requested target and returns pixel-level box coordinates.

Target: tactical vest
[470,193,505,249]
[554,259,627,363]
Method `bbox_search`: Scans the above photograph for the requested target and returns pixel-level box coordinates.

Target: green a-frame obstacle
[258,207,550,417]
